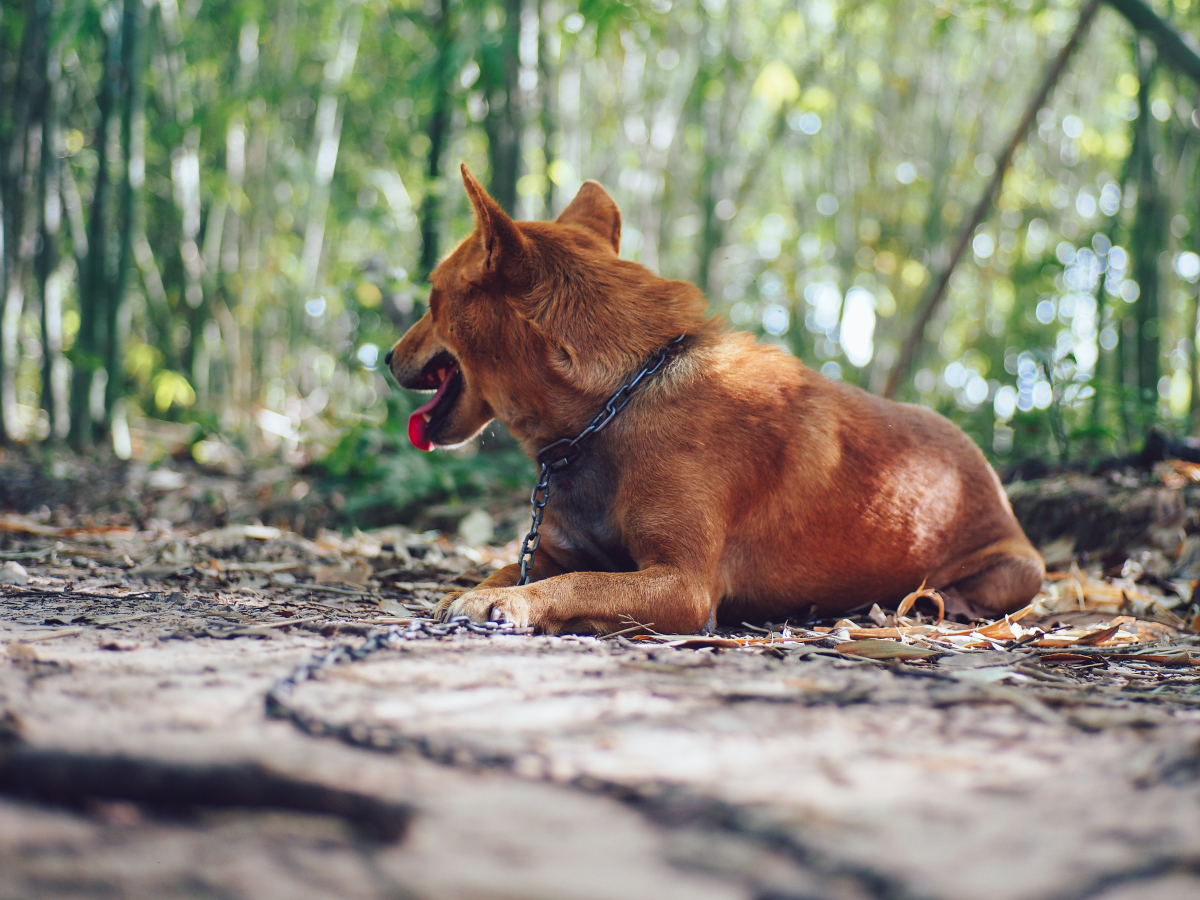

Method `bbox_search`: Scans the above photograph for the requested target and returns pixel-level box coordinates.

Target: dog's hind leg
[936,539,1045,619]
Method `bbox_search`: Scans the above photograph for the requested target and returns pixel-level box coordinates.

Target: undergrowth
[310,395,534,525]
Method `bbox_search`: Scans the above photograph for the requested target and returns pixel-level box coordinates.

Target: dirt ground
[2,455,1200,900]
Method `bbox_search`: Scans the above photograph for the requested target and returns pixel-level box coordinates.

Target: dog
[386,165,1044,635]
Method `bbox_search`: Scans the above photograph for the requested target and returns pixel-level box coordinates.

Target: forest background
[3,0,1200,531]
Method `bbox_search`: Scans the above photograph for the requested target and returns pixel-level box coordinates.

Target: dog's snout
[384,348,394,368]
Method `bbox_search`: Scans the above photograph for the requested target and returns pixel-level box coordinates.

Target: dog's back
[613,331,1043,622]
[400,169,1043,633]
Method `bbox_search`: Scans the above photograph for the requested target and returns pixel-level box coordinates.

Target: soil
[1,453,1199,900]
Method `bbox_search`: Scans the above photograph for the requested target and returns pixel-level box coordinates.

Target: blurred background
[2,0,1199,533]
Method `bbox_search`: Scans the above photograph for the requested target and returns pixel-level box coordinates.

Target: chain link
[267,336,687,736]
[515,334,686,585]
[266,616,525,730]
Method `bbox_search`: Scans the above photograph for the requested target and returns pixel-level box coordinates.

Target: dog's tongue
[408,363,459,451]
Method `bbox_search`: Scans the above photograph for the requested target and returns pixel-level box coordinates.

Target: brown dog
[386,165,1044,634]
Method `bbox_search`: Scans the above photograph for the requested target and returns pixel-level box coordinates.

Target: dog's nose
[384,348,394,368]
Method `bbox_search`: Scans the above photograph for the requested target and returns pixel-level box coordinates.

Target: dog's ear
[556,181,621,254]
[461,163,527,279]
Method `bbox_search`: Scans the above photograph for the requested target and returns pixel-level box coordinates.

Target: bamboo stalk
[883,0,1102,399]
[417,0,455,282]
[1104,0,1200,86]
[37,25,62,440]
[108,0,145,421]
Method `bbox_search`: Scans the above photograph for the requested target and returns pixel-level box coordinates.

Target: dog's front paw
[432,590,467,622]
[437,588,534,628]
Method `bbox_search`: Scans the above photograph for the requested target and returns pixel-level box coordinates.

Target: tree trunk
[484,0,522,217]
[538,0,556,216]
[36,22,62,440]
[695,13,735,297]
[1191,149,1200,431]
[417,0,454,282]
[0,0,52,443]
[1131,40,1164,430]
[1092,129,1138,446]
[73,23,122,447]
[1104,0,1200,86]
[106,0,145,421]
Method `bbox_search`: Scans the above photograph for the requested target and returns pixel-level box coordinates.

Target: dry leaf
[671,638,744,650]
[1166,459,1200,482]
[310,559,373,585]
[895,580,945,623]
[0,561,29,585]
[1035,619,1137,648]
[836,640,940,661]
[0,515,130,538]
[1073,624,1121,646]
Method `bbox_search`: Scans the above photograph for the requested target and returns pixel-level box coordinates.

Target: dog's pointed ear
[556,181,621,254]
[461,163,526,278]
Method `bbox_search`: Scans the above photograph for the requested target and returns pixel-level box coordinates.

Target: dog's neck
[510,334,691,459]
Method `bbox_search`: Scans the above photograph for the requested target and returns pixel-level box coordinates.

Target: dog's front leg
[433,547,569,621]
[439,565,714,635]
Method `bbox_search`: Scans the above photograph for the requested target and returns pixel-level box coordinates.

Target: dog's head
[387,165,709,451]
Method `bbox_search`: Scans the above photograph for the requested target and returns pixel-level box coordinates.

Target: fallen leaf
[835,639,940,660]
[1036,622,1135,647]
[0,514,130,538]
[0,561,29,585]
[100,640,140,652]
[670,637,744,650]
[1166,458,1200,482]
[311,560,372,585]
[1073,624,1122,646]
[1107,651,1199,666]
[895,580,945,623]
[191,524,283,546]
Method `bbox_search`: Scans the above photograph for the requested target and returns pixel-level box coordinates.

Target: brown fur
[387,166,1044,635]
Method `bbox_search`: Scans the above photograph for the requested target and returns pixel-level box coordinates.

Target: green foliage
[310,394,534,523]
[6,0,1200,479]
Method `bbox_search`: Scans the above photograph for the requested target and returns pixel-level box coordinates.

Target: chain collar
[515,334,686,586]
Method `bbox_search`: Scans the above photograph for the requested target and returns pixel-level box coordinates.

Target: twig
[12,628,83,644]
[602,621,658,640]
[249,615,325,629]
[884,0,1101,398]
[86,612,156,626]
[294,584,378,597]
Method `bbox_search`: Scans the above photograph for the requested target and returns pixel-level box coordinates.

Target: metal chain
[267,336,686,737]
[266,616,523,731]
[516,334,686,585]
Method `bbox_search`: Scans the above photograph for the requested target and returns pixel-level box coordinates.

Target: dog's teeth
[422,413,432,423]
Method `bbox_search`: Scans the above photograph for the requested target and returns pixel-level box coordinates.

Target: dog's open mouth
[407,352,462,451]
